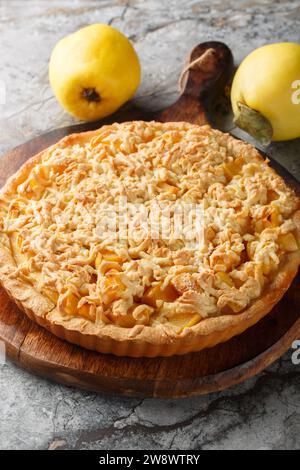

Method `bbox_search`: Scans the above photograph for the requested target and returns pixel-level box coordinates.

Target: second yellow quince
[231,42,300,144]
[49,24,141,121]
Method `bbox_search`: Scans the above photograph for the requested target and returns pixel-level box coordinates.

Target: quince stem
[233,102,273,146]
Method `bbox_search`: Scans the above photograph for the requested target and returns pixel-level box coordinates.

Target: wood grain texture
[0,41,299,397]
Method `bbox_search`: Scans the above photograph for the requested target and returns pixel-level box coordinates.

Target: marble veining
[0,0,300,450]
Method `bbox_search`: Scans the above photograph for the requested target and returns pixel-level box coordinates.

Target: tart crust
[0,122,299,357]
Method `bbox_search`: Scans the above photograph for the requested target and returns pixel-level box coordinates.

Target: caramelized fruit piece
[246,240,256,259]
[16,233,23,249]
[205,226,216,241]
[44,289,59,304]
[62,292,95,321]
[278,233,298,252]
[78,303,96,322]
[269,210,280,227]
[142,282,179,307]
[8,201,21,218]
[102,272,125,305]
[253,207,280,233]
[25,179,40,198]
[177,313,202,334]
[90,132,126,152]
[95,249,125,268]
[161,131,181,143]
[264,208,281,228]
[114,314,136,328]
[267,189,279,201]
[227,301,244,313]
[63,292,79,315]
[110,307,137,328]
[216,271,234,287]
[261,258,276,275]
[22,165,50,198]
[220,301,244,315]
[11,232,34,257]
[157,182,179,194]
[52,162,68,175]
[223,157,244,180]
[98,261,123,275]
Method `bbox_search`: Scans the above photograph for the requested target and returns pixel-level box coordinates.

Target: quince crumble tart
[0,121,299,357]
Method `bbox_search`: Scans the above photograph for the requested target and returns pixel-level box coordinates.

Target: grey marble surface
[0,0,300,450]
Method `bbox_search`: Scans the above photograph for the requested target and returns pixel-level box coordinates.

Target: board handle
[157,41,233,125]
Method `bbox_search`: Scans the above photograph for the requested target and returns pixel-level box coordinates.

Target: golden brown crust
[0,122,299,356]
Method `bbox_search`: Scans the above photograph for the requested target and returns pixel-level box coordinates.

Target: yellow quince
[49,24,141,121]
[231,42,300,144]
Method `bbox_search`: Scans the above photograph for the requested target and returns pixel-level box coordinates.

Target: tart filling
[0,121,299,356]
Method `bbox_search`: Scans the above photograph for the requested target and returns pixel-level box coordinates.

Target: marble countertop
[0,0,300,450]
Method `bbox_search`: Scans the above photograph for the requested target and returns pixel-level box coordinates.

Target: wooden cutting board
[1,42,300,398]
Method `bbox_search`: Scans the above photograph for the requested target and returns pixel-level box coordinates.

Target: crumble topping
[0,121,298,330]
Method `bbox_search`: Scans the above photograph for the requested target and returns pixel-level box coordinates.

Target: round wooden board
[1,42,300,397]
